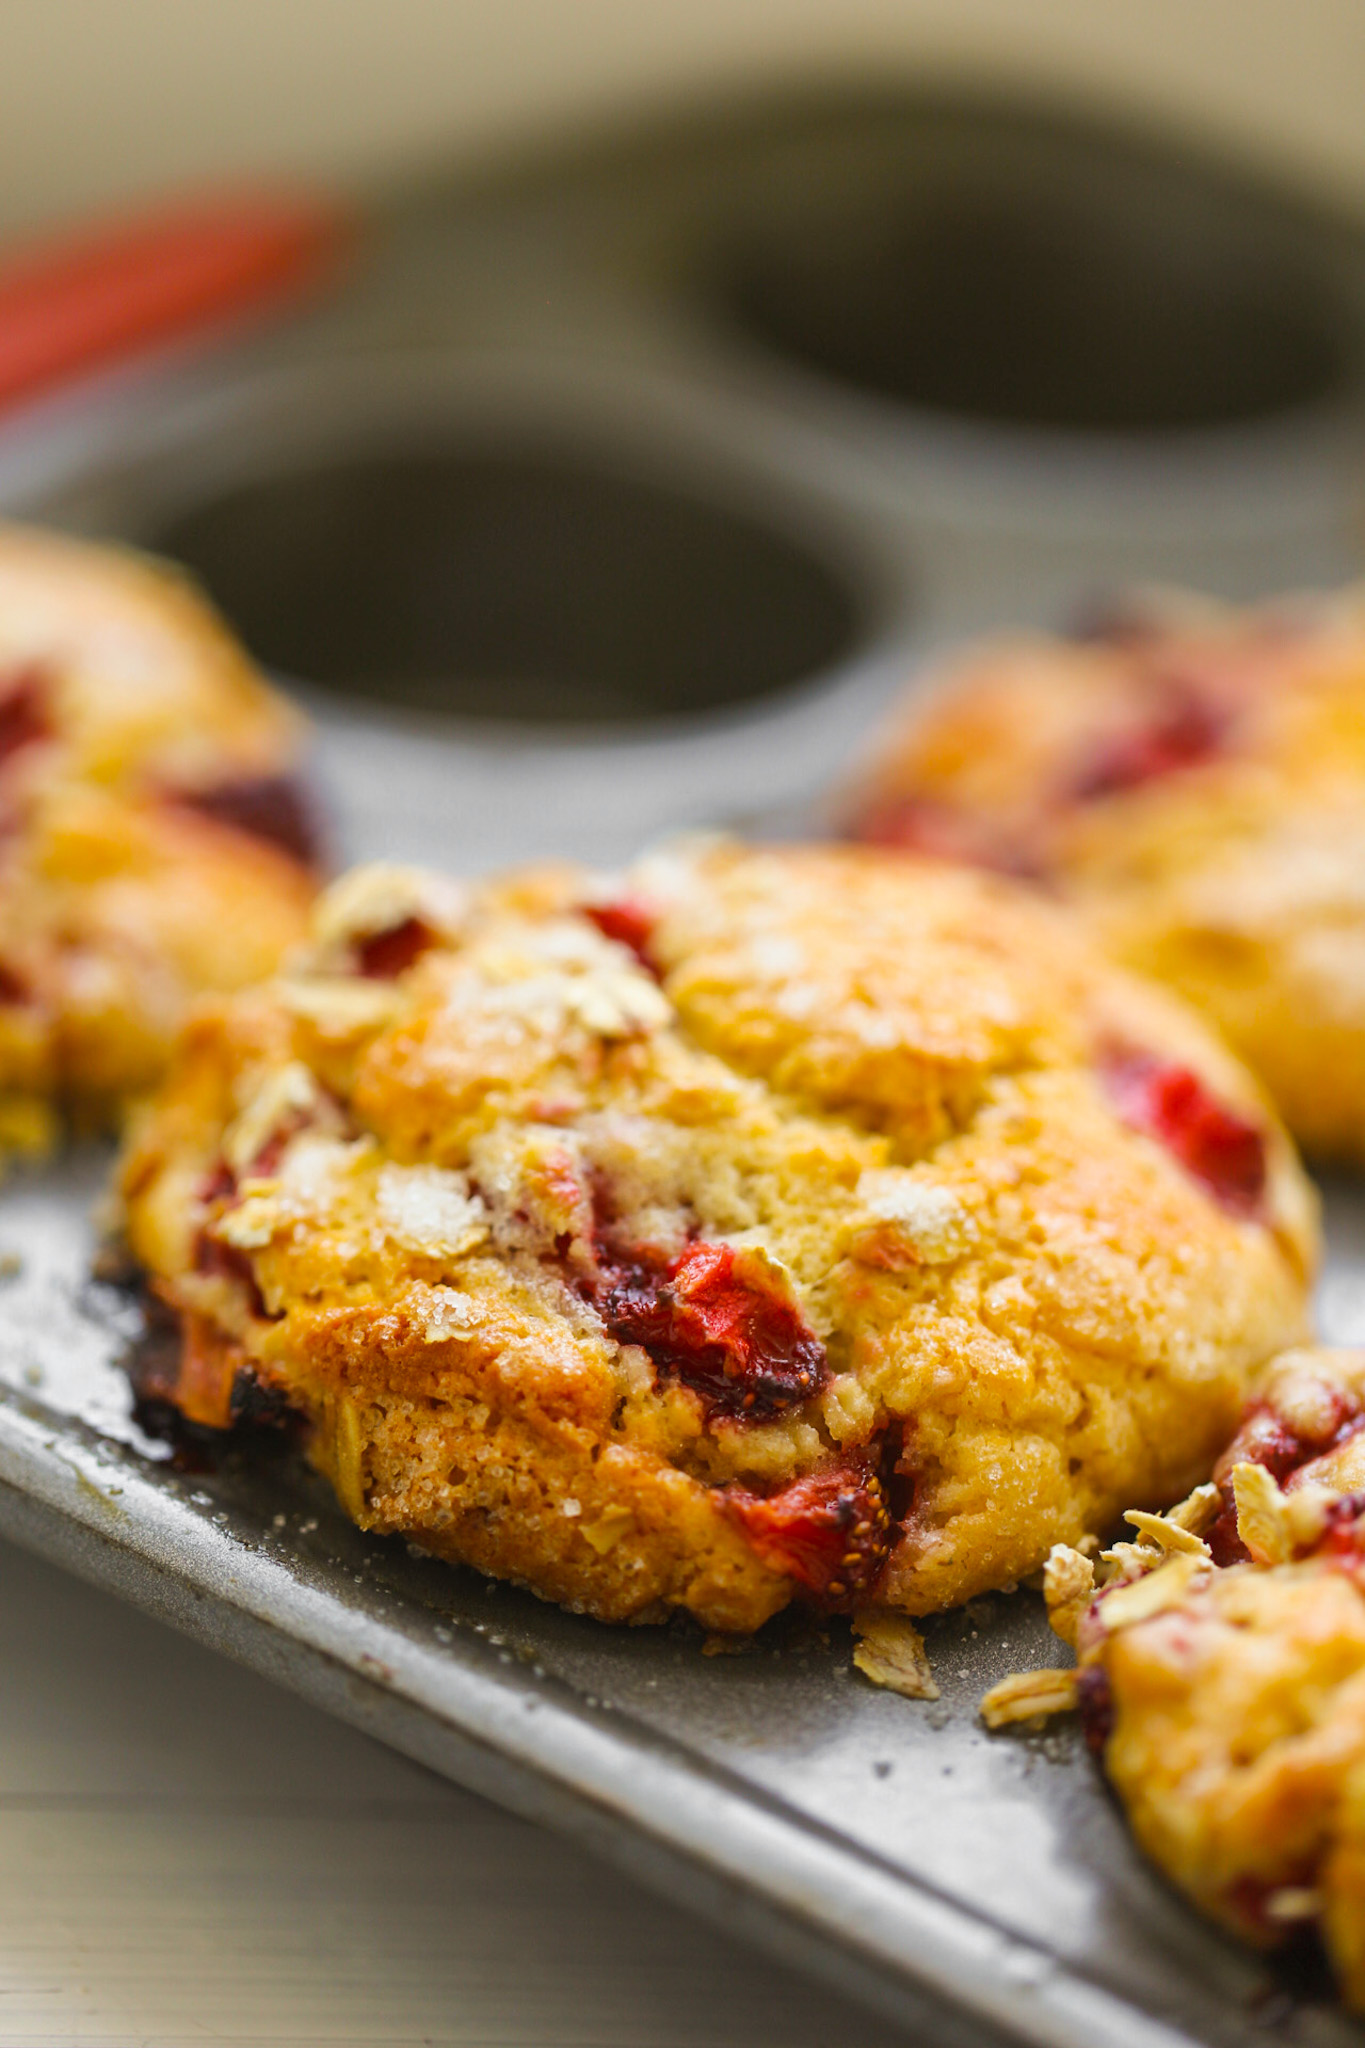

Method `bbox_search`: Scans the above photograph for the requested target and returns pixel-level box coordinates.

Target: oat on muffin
[0,522,321,1144]
[843,588,1365,1161]
[984,1348,1365,2012]
[117,840,1315,1632]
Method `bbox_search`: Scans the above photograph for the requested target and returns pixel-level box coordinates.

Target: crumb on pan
[1042,1543,1096,1649]
[980,1668,1078,1729]
[852,1611,939,1700]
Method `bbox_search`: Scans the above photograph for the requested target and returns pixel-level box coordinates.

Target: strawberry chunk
[596,1236,827,1420]
[1207,1392,1365,1564]
[0,664,50,767]
[848,793,1037,877]
[584,897,659,973]
[171,771,323,867]
[727,1454,893,1606]
[1070,687,1225,801]
[1314,1494,1365,1567]
[1075,1664,1114,1755]
[1103,1051,1267,1219]
[356,915,436,979]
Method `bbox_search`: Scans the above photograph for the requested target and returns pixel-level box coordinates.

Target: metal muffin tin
[0,84,1364,2048]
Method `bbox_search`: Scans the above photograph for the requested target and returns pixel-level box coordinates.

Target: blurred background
[2,1,1365,872]
[4,0,1365,234]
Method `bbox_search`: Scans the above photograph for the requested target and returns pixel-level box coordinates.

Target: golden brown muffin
[843,589,1365,1161]
[982,1347,1365,2013]
[0,522,320,1142]
[117,841,1315,1632]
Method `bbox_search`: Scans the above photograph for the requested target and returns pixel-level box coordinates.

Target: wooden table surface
[0,1536,920,2047]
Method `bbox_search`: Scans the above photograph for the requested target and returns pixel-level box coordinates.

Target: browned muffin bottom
[118,840,1315,1632]
[0,522,321,1144]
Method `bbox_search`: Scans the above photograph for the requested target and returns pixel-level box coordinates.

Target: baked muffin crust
[844,589,1365,1160]
[0,523,319,1140]
[119,841,1315,1630]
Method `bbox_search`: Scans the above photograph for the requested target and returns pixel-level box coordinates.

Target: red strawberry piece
[727,1454,894,1607]
[585,896,659,974]
[1075,1663,1114,1755]
[193,1136,311,1322]
[171,771,323,867]
[356,915,436,979]
[1069,686,1225,801]
[1103,1050,1267,1219]
[595,1236,828,1421]
[848,792,1038,877]
[1314,1494,1365,1567]
[193,1222,273,1322]
[198,1157,237,1206]
[1207,1392,1365,1564]
[0,664,51,767]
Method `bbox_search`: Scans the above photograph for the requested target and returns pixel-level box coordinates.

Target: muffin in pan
[0,523,320,1143]
[116,840,1315,1632]
[987,1347,1365,2014]
[843,588,1365,1161]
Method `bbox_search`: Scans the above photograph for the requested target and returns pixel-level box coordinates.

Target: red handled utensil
[0,190,349,415]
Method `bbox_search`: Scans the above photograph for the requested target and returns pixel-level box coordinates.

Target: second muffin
[844,588,1365,1162]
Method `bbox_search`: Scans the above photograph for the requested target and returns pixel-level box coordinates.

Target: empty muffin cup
[715,95,1365,435]
[147,436,865,724]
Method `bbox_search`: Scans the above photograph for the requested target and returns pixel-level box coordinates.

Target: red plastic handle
[0,191,348,415]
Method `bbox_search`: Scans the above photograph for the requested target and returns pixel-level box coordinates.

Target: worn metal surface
[0,87,1362,2048]
[0,1157,1360,2048]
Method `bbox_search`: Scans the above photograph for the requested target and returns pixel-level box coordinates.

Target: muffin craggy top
[120,841,1315,1631]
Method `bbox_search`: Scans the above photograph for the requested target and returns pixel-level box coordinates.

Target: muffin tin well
[149,437,861,723]
[8,352,901,863]
[713,96,1360,434]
